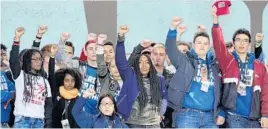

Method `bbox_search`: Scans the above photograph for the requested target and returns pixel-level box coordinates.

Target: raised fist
[61,32,71,41]
[15,27,25,39]
[37,25,48,37]
[170,17,183,30]
[140,39,152,48]
[83,89,96,98]
[97,34,108,45]
[197,25,206,32]
[177,24,187,35]
[50,44,58,57]
[88,33,97,41]
[211,6,218,24]
[211,6,217,17]
[119,25,129,36]
[255,33,264,43]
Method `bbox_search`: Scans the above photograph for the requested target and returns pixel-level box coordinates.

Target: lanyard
[197,58,211,81]
[62,100,70,120]
[237,56,249,83]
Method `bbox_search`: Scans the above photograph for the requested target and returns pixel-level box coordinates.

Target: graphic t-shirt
[14,71,51,118]
[79,64,101,115]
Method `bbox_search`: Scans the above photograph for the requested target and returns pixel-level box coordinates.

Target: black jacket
[52,95,79,128]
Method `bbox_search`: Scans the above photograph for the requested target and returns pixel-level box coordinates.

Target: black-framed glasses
[31,58,43,62]
[235,38,249,44]
[101,102,114,107]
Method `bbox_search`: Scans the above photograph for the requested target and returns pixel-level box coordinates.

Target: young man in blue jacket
[165,17,224,128]
[1,44,15,128]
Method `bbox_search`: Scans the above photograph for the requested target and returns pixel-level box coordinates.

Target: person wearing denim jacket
[165,17,224,128]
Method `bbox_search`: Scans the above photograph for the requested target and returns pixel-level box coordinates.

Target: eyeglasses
[101,102,114,107]
[235,38,249,44]
[31,58,43,62]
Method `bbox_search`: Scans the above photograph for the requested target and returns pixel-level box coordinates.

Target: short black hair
[104,41,114,47]
[65,41,75,53]
[1,44,7,51]
[98,93,117,113]
[232,28,251,43]
[193,32,210,43]
[225,41,233,48]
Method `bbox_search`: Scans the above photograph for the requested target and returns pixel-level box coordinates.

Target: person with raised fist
[54,32,76,71]
[72,90,128,128]
[1,44,15,128]
[77,33,101,116]
[127,39,156,67]
[96,34,122,102]
[32,25,48,50]
[165,16,224,128]
[254,33,265,63]
[10,27,53,128]
[115,25,167,128]
[211,6,268,128]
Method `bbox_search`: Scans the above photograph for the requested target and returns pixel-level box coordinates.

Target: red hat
[79,40,97,62]
[213,0,231,16]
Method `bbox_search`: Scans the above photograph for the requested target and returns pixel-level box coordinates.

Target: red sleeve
[211,25,235,73]
[261,64,268,117]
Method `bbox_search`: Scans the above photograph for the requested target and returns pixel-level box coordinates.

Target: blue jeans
[13,115,44,128]
[175,108,218,128]
[226,112,260,128]
[1,123,10,128]
[127,124,160,128]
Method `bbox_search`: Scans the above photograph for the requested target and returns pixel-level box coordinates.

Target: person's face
[151,47,166,67]
[109,60,120,79]
[104,45,115,63]
[227,46,234,53]
[65,45,74,60]
[1,49,8,70]
[193,36,210,57]
[234,34,250,54]
[85,43,97,61]
[63,74,75,90]
[1,49,8,61]
[139,55,150,77]
[99,97,115,116]
[31,52,43,71]
[177,45,189,54]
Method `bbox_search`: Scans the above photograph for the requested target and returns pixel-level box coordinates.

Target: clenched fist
[255,33,264,43]
[197,25,206,32]
[119,25,129,36]
[177,24,187,35]
[88,33,97,41]
[61,32,71,41]
[83,89,96,98]
[170,17,183,30]
[37,25,48,37]
[14,27,25,42]
[97,34,108,45]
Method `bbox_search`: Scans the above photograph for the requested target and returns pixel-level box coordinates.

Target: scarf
[59,86,78,100]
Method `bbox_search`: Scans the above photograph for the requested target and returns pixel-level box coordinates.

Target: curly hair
[55,68,82,90]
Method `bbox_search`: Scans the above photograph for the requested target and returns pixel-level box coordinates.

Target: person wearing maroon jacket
[211,6,268,128]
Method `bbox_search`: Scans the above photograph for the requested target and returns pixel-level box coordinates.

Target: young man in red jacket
[211,6,268,128]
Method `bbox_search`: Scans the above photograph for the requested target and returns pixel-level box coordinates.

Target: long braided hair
[22,49,48,104]
[133,54,161,112]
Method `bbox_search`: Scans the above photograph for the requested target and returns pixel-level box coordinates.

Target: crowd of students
[1,6,268,128]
